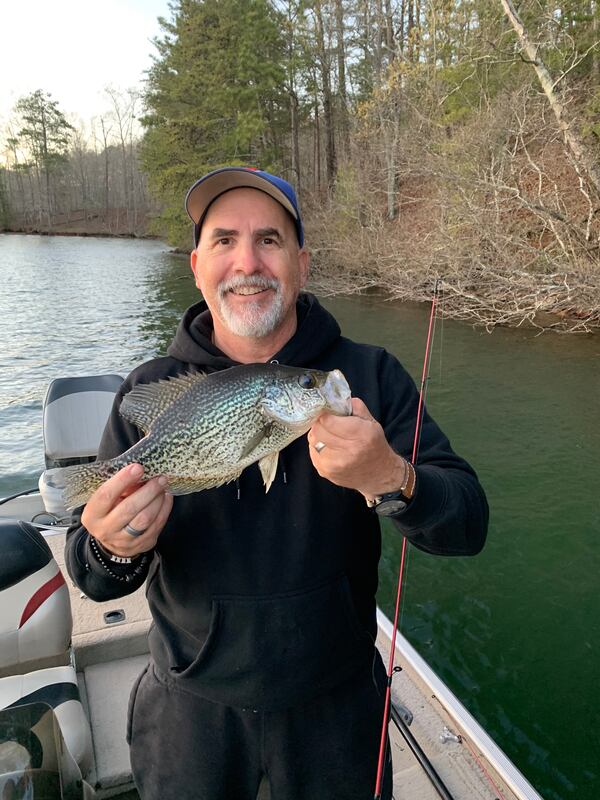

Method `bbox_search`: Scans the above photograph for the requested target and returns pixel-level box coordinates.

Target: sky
[1,0,172,130]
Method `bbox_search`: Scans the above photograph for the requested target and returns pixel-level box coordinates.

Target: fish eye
[298,373,316,390]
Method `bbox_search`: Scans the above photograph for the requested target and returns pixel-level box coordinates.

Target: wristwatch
[366,461,416,517]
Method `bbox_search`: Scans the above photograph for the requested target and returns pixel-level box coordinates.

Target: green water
[327,294,600,800]
[1,234,599,799]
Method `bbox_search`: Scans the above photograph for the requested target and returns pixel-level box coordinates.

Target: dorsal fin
[119,371,207,433]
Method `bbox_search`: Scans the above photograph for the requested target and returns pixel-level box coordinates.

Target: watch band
[365,461,416,513]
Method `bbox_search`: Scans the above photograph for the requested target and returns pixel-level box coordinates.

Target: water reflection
[138,248,198,355]
[0,235,199,494]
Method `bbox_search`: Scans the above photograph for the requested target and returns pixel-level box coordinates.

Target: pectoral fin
[239,423,274,460]
[258,452,279,493]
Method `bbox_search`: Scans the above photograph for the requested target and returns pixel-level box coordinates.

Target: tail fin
[46,460,118,510]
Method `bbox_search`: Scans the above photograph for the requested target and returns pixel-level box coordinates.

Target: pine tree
[15,90,74,222]
[141,0,288,246]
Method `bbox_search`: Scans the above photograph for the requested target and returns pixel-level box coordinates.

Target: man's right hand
[81,463,173,558]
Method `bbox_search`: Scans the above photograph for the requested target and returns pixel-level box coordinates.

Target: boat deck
[378,620,515,800]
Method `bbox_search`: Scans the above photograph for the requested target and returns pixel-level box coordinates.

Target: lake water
[1,233,599,800]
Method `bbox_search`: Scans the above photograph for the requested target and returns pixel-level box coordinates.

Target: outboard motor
[0,520,92,773]
[38,374,123,519]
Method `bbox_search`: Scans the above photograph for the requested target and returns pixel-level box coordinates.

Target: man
[65,167,488,800]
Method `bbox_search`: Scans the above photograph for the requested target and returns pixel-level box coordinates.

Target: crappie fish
[53,363,352,510]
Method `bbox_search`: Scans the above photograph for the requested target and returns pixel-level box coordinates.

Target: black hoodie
[65,294,488,710]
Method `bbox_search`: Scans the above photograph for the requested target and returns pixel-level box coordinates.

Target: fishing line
[437,282,445,386]
[397,535,412,634]
[434,286,446,476]
[461,735,509,800]
[373,278,441,800]
[398,281,444,635]
[413,280,440,465]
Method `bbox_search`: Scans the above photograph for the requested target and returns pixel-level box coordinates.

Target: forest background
[2,0,600,332]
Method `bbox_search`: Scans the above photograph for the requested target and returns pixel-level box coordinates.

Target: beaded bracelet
[89,536,150,583]
[93,538,140,564]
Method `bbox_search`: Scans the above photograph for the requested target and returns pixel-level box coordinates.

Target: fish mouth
[322,369,352,416]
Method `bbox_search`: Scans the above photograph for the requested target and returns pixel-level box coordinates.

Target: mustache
[218,275,280,297]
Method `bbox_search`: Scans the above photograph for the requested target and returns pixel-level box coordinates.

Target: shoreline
[1,227,160,241]
[2,228,596,333]
[0,227,192,255]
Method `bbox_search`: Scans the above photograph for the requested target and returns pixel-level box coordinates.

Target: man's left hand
[307,397,406,498]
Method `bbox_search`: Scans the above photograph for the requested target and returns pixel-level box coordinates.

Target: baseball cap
[185,166,304,248]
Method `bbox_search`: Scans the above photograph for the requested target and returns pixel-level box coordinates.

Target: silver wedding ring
[125,523,146,538]
[314,441,326,453]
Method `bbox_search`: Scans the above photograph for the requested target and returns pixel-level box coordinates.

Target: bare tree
[334,0,349,151]
[105,86,140,230]
[312,0,337,189]
[97,116,112,227]
[500,0,600,197]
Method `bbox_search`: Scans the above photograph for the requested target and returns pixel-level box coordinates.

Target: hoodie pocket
[170,573,372,709]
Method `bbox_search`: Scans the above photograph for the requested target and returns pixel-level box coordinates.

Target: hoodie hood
[166,292,341,369]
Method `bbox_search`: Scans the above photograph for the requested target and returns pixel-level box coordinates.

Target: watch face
[375,498,408,517]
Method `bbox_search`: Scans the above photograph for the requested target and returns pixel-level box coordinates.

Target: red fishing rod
[373,279,440,800]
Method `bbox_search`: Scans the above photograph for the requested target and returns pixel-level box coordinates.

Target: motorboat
[0,374,545,800]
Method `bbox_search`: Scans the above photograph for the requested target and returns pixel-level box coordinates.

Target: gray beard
[217,276,286,338]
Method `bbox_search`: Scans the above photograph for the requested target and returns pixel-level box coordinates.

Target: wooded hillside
[2,1,600,330]
[1,89,155,237]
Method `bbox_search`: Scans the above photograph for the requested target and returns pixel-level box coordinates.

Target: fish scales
[52,363,352,509]
[131,370,282,477]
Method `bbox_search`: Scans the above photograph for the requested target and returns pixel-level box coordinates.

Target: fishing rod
[373,278,441,800]
[390,703,455,800]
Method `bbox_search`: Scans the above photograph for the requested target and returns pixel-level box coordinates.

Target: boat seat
[0,667,92,775]
[0,520,71,674]
[0,520,93,772]
[38,373,123,518]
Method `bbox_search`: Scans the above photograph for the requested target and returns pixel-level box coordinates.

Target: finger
[307,420,347,450]
[312,412,377,441]
[125,490,167,535]
[105,492,174,557]
[107,475,169,532]
[319,397,375,428]
[87,463,144,517]
[152,491,173,534]
[349,397,375,421]
[127,492,173,553]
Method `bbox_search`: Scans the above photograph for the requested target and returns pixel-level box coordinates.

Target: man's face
[190,188,309,340]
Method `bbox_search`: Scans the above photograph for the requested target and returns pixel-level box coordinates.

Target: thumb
[350,397,375,421]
